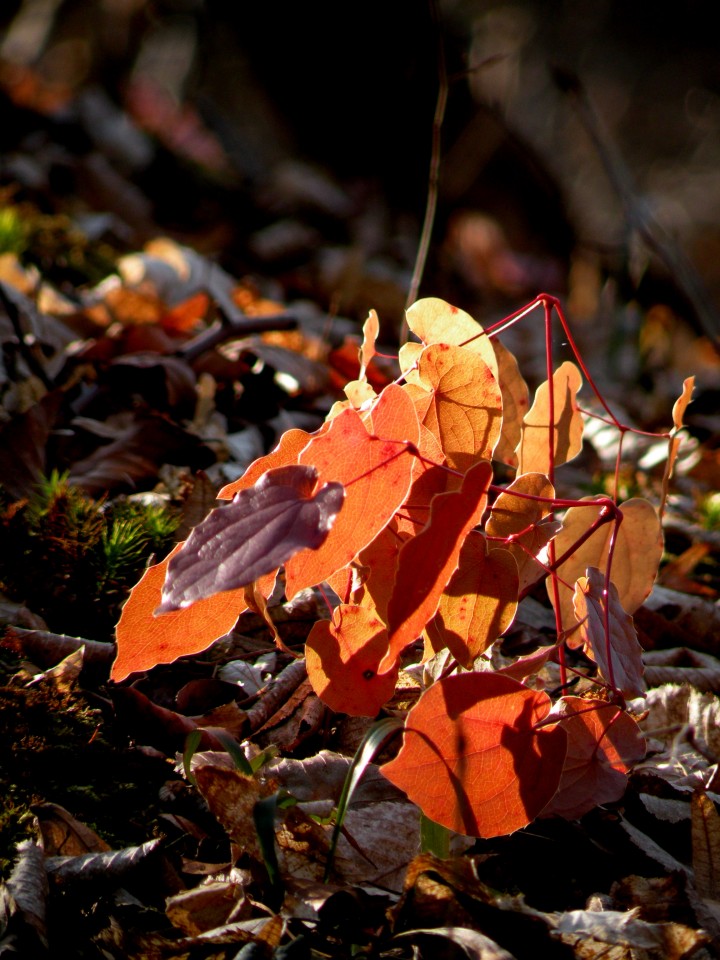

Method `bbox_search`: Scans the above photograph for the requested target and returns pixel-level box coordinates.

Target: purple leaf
[158,464,344,612]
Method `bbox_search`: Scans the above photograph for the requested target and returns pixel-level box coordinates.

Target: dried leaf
[45,839,162,882]
[359,308,380,380]
[159,465,344,612]
[691,789,720,899]
[32,803,111,856]
[491,339,529,468]
[381,673,567,837]
[516,360,583,475]
[573,567,645,697]
[6,841,48,948]
[395,926,516,960]
[306,604,398,716]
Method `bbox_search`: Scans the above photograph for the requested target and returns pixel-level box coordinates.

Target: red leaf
[542,697,646,819]
[284,384,419,598]
[158,465,344,612]
[380,460,493,672]
[306,604,398,716]
[381,673,567,837]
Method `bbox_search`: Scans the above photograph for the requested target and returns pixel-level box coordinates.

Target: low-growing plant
[112,295,693,839]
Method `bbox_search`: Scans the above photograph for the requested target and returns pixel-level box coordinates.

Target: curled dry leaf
[358,308,380,380]
[491,338,530,468]
[381,673,567,837]
[306,604,399,716]
[542,697,646,819]
[158,464,344,613]
[573,566,646,698]
[515,360,583,475]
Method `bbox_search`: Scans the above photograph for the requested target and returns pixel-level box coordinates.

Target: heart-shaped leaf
[381,673,567,837]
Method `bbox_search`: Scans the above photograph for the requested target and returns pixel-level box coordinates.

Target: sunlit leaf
[573,567,645,698]
[381,673,567,837]
[549,497,663,639]
[486,472,557,592]
[359,308,380,380]
[491,339,529,467]
[112,544,248,682]
[381,460,493,672]
[405,297,499,381]
[425,532,518,668]
[285,384,419,598]
[306,604,399,716]
[404,343,502,470]
[158,465,344,612]
[516,360,583,475]
[542,697,646,819]
[217,427,315,500]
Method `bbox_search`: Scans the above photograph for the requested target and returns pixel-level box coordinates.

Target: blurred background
[1,0,720,401]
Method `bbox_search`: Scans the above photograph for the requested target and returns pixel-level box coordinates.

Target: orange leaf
[284,385,419,598]
[359,309,380,381]
[486,472,558,592]
[404,343,502,471]
[404,297,499,381]
[424,532,518,668]
[217,428,315,500]
[112,544,248,682]
[306,604,398,716]
[381,673,567,837]
[491,339,529,467]
[661,376,695,518]
[548,497,663,639]
[395,425,454,538]
[542,697,646,819]
[572,567,645,697]
[381,460,493,672]
[516,360,583,475]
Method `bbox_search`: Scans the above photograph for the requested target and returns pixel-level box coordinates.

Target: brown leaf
[572,567,645,697]
[691,789,720,899]
[45,839,163,882]
[491,339,529,468]
[31,803,111,856]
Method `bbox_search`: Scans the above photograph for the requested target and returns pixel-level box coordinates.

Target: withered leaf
[158,465,344,612]
[573,566,645,697]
